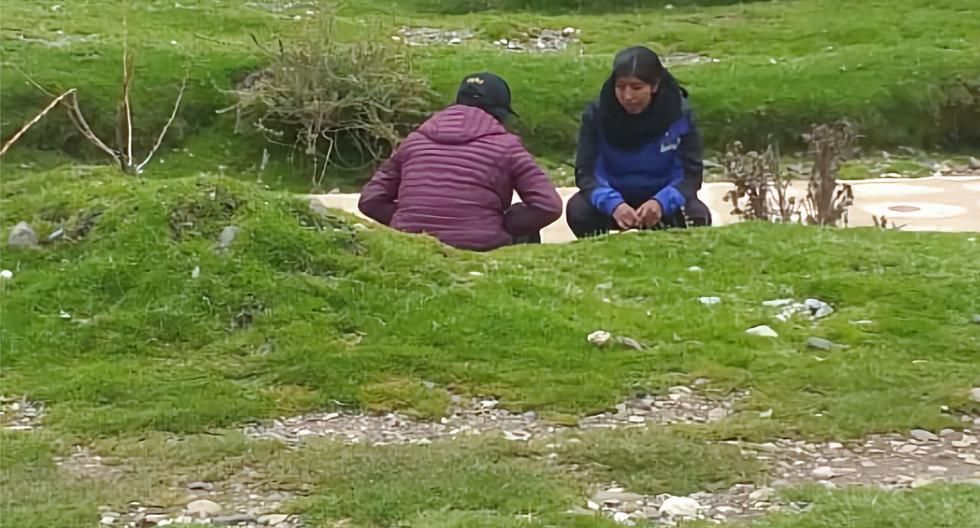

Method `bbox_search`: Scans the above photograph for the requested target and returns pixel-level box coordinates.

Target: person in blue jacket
[567,46,712,237]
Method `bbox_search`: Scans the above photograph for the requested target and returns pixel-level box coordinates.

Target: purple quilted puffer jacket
[358,105,562,251]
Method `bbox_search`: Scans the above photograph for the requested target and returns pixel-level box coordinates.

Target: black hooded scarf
[598,46,685,152]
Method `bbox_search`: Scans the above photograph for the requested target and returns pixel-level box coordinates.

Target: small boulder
[8,222,38,249]
[186,499,221,518]
[588,330,612,347]
[659,496,701,518]
[746,325,779,338]
[971,387,980,403]
[969,156,980,170]
[806,337,835,351]
[217,226,240,249]
[910,429,939,442]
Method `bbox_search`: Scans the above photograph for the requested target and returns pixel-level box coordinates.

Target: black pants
[566,192,712,239]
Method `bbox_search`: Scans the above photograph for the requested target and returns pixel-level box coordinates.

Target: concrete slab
[310,175,980,243]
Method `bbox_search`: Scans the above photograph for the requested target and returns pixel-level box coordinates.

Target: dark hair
[612,46,665,86]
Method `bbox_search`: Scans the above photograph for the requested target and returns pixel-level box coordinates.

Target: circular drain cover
[888,205,921,213]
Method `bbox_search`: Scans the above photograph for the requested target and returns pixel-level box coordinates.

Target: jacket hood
[418,105,508,145]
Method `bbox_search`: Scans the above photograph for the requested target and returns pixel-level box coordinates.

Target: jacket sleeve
[653,109,704,216]
[358,147,405,226]
[576,104,624,216]
[504,141,563,235]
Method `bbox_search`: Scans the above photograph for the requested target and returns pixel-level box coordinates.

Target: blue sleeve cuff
[654,185,685,216]
[591,187,625,216]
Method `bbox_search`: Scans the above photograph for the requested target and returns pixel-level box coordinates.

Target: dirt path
[309,175,980,243]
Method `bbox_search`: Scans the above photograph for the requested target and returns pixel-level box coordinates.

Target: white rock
[759,409,773,419]
[8,221,39,249]
[562,27,576,36]
[687,266,703,273]
[186,499,221,517]
[804,298,834,318]
[587,500,600,510]
[0,269,12,280]
[218,226,240,249]
[259,514,290,525]
[969,157,980,170]
[698,296,721,305]
[612,511,632,524]
[811,466,835,480]
[100,516,116,525]
[970,388,980,403]
[749,487,774,501]
[827,442,843,449]
[659,496,701,518]
[588,330,613,347]
[746,325,779,338]
[910,429,939,442]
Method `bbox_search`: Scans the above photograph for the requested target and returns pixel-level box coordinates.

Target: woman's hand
[636,199,663,228]
[612,203,640,230]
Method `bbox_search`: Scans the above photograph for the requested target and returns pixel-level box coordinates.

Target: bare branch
[63,92,121,163]
[136,74,188,172]
[0,89,77,157]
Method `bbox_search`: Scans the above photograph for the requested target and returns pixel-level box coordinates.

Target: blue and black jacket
[574,97,704,216]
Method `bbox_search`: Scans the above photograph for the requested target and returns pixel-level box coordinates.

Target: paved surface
[311,175,980,243]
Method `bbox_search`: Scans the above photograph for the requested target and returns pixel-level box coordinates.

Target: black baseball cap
[455,72,519,122]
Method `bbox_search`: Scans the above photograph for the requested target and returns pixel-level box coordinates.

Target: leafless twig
[136,73,189,172]
[0,89,77,157]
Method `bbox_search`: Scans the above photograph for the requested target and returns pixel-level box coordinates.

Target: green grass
[1,0,978,191]
[740,484,980,528]
[2,167,978,439]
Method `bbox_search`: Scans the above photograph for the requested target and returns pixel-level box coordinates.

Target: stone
[804,298,834,318]
[217,226,240,249]
[688,266,703,273]
[595,491,644,504]
[186,499,221,517]
[746,325,778,338]
[910,429,939,442]
[827,442,843,449]
[806,337,835,351]
[707,408,728,421]
[940,428,956,437]
[811,466,835,480]
[100,516,116,525]
[969,156,980,170]
[8,222,39,249]
[698,296,721,305]
[659,496,701,518]
[187,481,213,491]
[970,388,980,402]
[749,487,774,502]
[612,511,631,524]
[0,269,12,280]
[214,514,257,525]
[588,330,613,347]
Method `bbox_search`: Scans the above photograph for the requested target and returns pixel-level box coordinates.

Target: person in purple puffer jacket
[358,73,563,251]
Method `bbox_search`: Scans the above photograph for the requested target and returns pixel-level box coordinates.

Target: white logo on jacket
[660,138,681,153]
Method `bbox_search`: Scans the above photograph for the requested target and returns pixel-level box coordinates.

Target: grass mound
[3,168,978,439]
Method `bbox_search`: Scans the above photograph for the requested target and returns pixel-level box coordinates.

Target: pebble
[659,496,701,518]
[811,466,835,480]
[186,499,221,517]
[188,481,214,491]
[588,330,613,347]
[699,296,722,305]
[8,221,39,249]
[0,269,12,280]
[213,514,257,525]
[806,337,835,351]
[746,325,779,338]
[910,429,939,442]
[218,226,240,249]
[971,388,980,403]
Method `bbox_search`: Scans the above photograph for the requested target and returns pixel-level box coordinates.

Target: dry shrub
[233,22,439,189]
[802,120,857,226]
[724,120,857,227]
[723,141,798,222]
